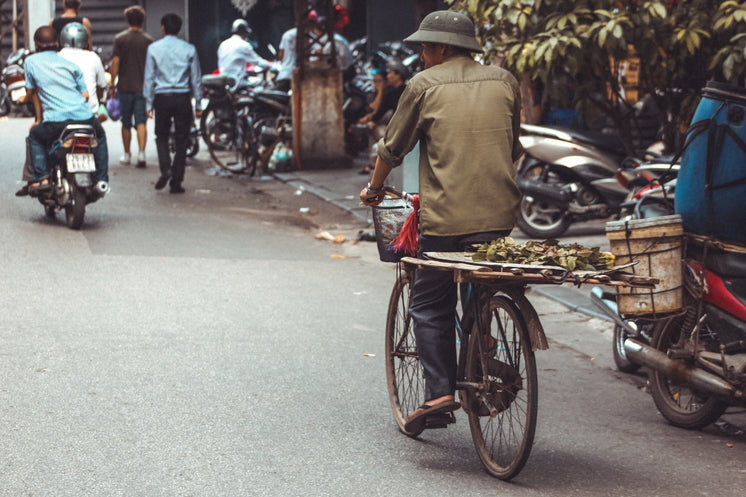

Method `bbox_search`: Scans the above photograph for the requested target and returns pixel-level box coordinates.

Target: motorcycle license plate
[66,153,95,173]
[11,87,25,102]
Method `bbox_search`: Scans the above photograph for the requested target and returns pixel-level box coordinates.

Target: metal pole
[12,0,18,51]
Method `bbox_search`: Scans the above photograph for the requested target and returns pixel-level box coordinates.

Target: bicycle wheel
[385,270,426,437]
[465,295,538,480]
[203,110,255,173]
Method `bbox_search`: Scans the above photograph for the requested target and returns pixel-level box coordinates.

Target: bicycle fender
[502,286,549,351]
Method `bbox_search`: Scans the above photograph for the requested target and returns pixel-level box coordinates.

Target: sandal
[15,184,31,197]
[403,398,461,433]
[28,178,50,193]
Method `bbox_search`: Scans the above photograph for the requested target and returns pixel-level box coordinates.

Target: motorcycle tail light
[64,135,98,150]
[75,136,91,147]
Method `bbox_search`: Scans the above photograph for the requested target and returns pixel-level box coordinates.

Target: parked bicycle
[200,74,256,175]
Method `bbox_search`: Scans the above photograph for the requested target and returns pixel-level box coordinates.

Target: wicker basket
[372,196,414,262]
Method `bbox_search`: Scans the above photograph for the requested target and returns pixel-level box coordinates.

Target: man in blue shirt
[143,13,202,194]
[24,25,108,192]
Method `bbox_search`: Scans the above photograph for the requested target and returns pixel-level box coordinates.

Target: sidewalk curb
[273,171,372,224]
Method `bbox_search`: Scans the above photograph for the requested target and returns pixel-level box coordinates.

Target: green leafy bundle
[470,237,614,271]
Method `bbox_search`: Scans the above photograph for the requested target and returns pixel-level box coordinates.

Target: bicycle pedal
[425,412,456,429]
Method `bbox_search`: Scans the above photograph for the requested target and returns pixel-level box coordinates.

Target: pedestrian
[143,13,202,194]
[275,10,320,93]
[57,22,107,121]
[51,0,92,48]
[359,11,523,433]
[358,59,408,174]
[218,18,269,81]
[110,5,154,168]
[21,25,108,194]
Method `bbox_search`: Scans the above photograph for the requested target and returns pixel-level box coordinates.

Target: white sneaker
[120,153,131,165]
[136,151,146,168]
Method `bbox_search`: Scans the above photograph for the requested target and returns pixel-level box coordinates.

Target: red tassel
[393,195,420,256]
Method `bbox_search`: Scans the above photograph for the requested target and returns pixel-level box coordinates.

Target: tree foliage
[445,0,746,154]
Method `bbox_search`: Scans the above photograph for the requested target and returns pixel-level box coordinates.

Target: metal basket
[372,195,414,262]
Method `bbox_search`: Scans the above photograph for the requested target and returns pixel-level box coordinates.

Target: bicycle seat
[202,74,235,89]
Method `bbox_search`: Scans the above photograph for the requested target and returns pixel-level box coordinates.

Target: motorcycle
[1,48,34,117]
[624,237,746,429]
[29,123,109,229]
[516,124,638,238]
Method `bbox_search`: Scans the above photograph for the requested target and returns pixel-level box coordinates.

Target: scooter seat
[56,124,95,144]
[202,75,235,89]
[687,243,746,278]
[254,90,290,105]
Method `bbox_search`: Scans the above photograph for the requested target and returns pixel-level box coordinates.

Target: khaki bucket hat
[403,10,483,53]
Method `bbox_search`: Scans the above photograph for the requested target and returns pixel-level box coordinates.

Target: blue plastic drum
[675,81,746,243]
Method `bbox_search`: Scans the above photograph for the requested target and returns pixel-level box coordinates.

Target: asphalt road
[0,116,743,496]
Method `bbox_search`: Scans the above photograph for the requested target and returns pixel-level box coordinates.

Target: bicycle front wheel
[465,295,538,480]
[385,270,426,437]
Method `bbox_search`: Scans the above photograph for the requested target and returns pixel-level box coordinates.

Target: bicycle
[372,188,540,480]
[200,74,258,176]
[386,260,540,480]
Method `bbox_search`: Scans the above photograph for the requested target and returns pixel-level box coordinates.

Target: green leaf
[599,26,608,48]
[652,2,667,19]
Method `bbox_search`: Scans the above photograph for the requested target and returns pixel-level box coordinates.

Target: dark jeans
[409,229,512,401]
[28,117,109,183]
[154,92,192,187]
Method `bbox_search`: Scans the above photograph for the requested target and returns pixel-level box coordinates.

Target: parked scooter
[29,124,109,229]
[515,124,660,238]
[0,48,34,116]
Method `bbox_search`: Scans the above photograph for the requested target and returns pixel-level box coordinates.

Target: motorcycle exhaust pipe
[94,181,110,197]
[516,177,570,206]
[623,339,743,400]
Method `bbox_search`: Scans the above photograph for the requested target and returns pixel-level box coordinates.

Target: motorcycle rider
[57,22,107,121]
[22,25,108,194]
[217,19,269,81]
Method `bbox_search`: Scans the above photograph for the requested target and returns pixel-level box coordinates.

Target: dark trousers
[28,117,108,183]
[154,93,192,187]
[409,229,511,401]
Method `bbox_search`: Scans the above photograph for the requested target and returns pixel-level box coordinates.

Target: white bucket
[606,214,684,316]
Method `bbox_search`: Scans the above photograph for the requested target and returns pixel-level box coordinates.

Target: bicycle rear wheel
[385,270,426,437]
[465,295,538,480]
[203,110,256,174]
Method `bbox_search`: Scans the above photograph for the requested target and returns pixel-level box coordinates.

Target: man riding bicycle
[360,10,523,433]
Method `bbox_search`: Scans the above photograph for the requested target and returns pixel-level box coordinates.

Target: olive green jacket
[377,54,523,236]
